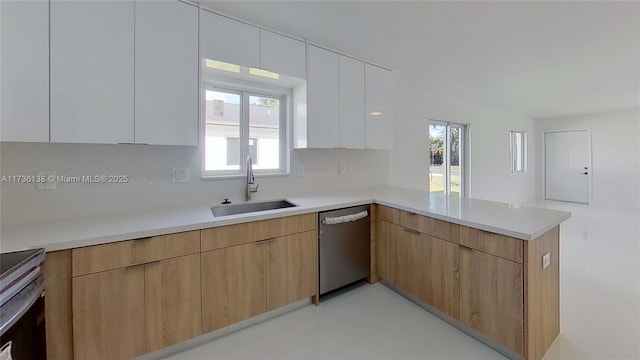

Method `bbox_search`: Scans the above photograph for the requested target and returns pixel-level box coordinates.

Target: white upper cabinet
[339,56,365,149]
[260,30,306,79]
[50,1,135,144]
[306,45,340,148]
[365,64,394,149]
[200,10,260,69]
[0,0,49,142]
[134,1,198,146]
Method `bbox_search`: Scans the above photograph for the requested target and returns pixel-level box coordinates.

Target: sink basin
[211,200,297,217]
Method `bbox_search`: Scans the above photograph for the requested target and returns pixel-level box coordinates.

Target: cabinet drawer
[459,226,523,263]
[72,230,201,276]
[201,214,316,251]
[378,206,458,243]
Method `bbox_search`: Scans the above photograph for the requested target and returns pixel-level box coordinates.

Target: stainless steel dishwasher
[319,205,370,295]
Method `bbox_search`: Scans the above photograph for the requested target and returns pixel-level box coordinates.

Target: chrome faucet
[246,155,258,201]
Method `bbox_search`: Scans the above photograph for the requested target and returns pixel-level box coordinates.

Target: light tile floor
[164,201,640,360]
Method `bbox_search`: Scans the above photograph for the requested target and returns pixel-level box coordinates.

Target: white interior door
[545,130,590,203]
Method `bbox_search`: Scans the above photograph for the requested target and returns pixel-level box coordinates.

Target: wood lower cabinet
[202,229,318,332]
[71,230,201,360]
[266,231,317,310]
[201,242,267,332]
[417,235,459,319]
[72,253,202,360]
[44,250,74,360]
[145,254,202,352]
[459,246,524,354]
[378,206,559,360]
[377,221,459,319]
[72,266,146,360]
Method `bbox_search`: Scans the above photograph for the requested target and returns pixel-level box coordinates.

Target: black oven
[1,249,46,360]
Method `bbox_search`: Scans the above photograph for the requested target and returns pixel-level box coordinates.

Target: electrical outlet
[542,252,551,269]
[36,170,56,190]
[171,167,190,183]
[339,163,346,175]
[297,164,305,177]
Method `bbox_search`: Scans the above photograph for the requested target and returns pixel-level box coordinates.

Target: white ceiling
[200,1,640,120]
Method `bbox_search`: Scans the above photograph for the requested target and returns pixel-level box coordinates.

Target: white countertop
[0,186,571,252]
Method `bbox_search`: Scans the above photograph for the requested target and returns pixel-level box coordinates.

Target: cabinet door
[377,221,394,282]
[200,9,260,68]
[339,56,365,149]
[201,243,266,332]
[0,0,49,142]
[134,1,198,146]
[145,254,201,352]
[266,231,317,310]
[307,45,340,148]
[365,64,393,149]
[395,227,422,295]
[260,30,306,79]
[72,267,146,360]
[50,1,134,144]
[460,247,524,355]
[412,235,460,320]
[377,221,411,288]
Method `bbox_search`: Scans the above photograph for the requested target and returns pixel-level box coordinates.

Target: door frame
[543,129,593,203]
[428,119,469,198]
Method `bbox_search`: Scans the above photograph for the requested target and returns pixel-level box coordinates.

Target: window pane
[205,90,241,171]
[429,124,445,194]
[249,95,280,170]
[449,126,461,197]
[510,131,526,173]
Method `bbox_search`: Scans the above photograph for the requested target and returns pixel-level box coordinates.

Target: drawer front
[201,213,317,251]
[459,226,523,263]
[378,205,458,243]
[72,230,201,276]
[414,216,458,244]
[132,230,200,264]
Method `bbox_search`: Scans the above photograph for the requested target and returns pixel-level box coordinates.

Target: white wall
[0,143,388,224]
[535,109,640,211]
[389,79,537,205]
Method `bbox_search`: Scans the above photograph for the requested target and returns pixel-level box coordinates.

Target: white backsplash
[0,142,389,224]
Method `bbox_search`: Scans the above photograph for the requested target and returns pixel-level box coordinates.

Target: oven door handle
[0,275,44,337]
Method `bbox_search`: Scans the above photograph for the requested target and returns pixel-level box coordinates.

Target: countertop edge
[1,190,571,252]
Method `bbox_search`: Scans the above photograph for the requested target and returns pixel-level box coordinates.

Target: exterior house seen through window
[203,86,285,177]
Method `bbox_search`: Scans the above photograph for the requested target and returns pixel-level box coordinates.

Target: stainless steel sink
[211,199,297,217]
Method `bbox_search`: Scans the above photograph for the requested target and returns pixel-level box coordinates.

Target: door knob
[581,172,588,175]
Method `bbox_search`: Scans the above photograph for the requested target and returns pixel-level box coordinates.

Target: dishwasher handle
[321,210,368,225]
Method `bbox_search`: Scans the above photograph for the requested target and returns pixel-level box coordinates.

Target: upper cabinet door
[365,64,394,149]
[260,30,306,79]
[339,56,365,149]
[200,10,260,68]
[134,1,198,146]
[307,45,340,148]
[50,1,134,144]
[0,0,49,142]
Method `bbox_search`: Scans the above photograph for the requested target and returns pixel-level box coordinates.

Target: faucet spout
[246,155,258,201]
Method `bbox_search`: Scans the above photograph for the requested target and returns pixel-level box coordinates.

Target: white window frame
[428,120,469,197]
[202,82,288,178]
[510,130,527,174]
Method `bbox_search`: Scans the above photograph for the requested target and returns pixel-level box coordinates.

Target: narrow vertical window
[510,131,527,173]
